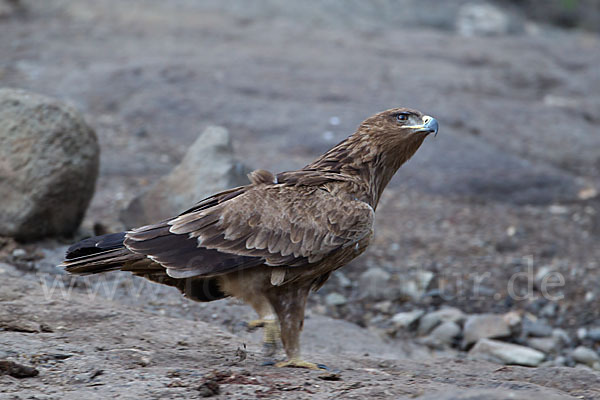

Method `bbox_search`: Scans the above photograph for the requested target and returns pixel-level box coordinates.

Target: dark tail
[60,232,143,274]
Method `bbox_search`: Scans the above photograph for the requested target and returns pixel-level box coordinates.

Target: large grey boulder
[0,88,99,240]
[121,126,250,228]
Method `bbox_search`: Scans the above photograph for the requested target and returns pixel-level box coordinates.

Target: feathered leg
[267,283,323,369]
[244,294,280,360]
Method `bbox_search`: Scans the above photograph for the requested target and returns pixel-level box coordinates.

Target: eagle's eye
[396,113,409,122]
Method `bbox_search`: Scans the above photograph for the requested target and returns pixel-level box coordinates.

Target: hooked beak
[407,115,439,137]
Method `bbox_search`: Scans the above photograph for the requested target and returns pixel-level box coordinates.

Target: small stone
[571,346,600,367]
[391,309,424,330]
[325,292,347,307]
[585,292,595,302]
[425,321,461,348]
[11,248,26,258]
[0,360,39,379]
[539,302,557,318]
[418,307,466,336]
[527,337,559,354]
[552,356,567,366]
[463,314,511,348]
[373,300,392,314]
[586,327,600,342]
[335,272,352,288]
[522,317,553,337]
[578,187,598,200]
[106,349,152,368]
[468,339,545,367]
[577,327,588,340]
[549,205,569,215]
[359,267,391,300]
[456,3,511,37]
[552,328,571,345]
[502,311,522,329]
[534,266,556,288]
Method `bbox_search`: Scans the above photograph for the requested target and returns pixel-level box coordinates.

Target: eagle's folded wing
[124,184,374,279]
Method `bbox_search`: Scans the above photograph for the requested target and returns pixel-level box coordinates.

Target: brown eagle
[60,108,438,369]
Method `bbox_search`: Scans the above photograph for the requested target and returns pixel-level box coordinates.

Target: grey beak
[423,116,439,137]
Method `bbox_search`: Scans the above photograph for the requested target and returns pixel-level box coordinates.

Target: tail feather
[60,232,143,275]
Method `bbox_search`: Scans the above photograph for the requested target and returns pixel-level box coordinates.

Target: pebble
[571,346,600,367]
[468,339,545,367]
[551,328,571,345]
[586,327,600,342]
[502,311,522,328]
[12,248,26,258]
[462,314,511,347]
[335,272,352,288]
[422,321,461,348]
[391,309,424,330]
[359,267,391,300]
[418,307,466,336]
[325,292,347,306]
[373,300,393,314]
[539,302,557,318]
[527,337,559,354]
[522,317,553,337]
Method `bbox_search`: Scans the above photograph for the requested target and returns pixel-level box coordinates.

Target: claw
[246,319,267,330]
[274,358,327,370]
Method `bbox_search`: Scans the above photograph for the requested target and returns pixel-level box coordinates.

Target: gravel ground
[1,0,600,398]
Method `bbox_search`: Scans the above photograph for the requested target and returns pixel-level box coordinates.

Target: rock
[468,339,545,367]
[502,310,522,329]
[456,3,512,37]
[359,267,391,300]
[106,348,152,368]
[418,387,566,400]
[539,302,558,318]
[421,321,461,348]
[462,314,511,348]
[0,88,99,240]
[552,328,571,346]
[325,292,347,307]
[418,307,466,336]
[373,300,393,314]
[522,316,553,337]
[0,360,39,378]
[586,327,600,342]
[391,309,424,330]
[11,248,26,258]
[571,346,600,367]
[121,126,250,227]
[527,337,559,354]
[0,0,22,19]
[335,271,352,288]
[386,270,434,302]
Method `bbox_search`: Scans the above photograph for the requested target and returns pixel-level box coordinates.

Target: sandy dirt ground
[1,0,600,398]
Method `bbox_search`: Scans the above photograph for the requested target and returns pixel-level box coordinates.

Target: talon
[275,358,324,370]
[247,319,267,330]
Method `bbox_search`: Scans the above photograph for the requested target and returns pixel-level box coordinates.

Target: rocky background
[1,0,600,398]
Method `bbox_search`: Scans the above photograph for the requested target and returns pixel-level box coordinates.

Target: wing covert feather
[126,184,374,278]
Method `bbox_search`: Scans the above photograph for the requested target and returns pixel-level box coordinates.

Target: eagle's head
[359,107,438,142]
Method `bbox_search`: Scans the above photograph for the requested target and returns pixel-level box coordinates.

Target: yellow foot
[246,319,267,329]
[274,358,326,370]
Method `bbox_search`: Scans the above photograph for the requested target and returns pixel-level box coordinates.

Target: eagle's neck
[304,132,425,209]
